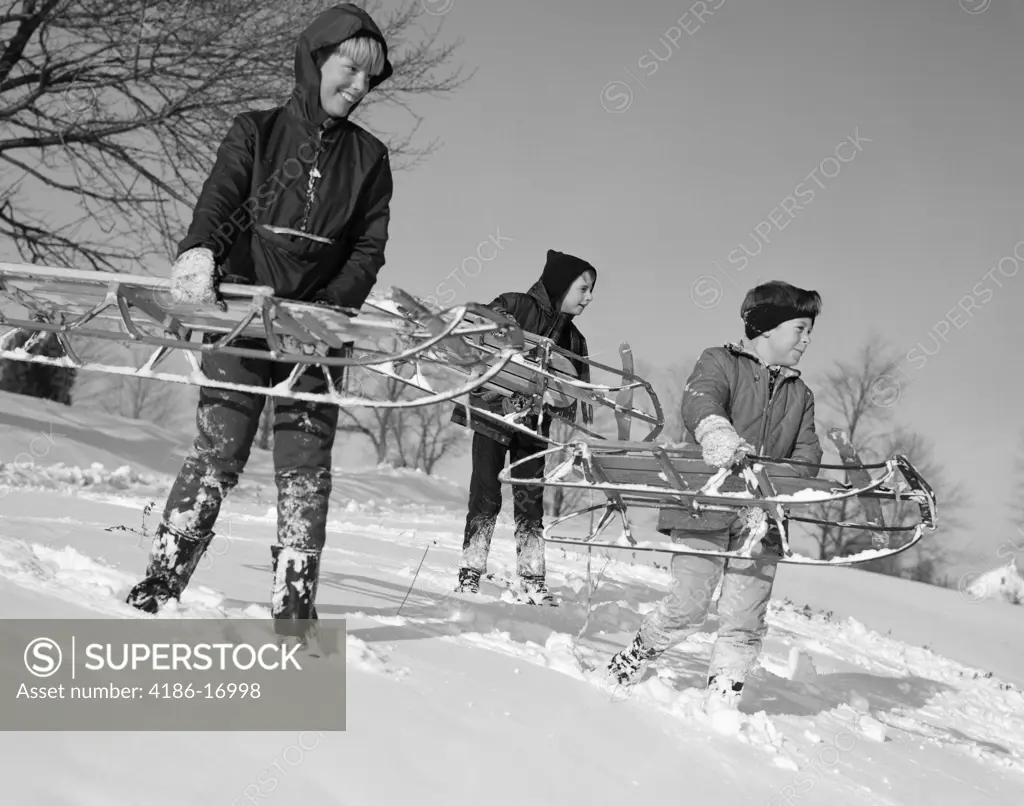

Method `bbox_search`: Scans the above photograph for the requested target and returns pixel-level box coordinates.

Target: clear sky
[374,0,1021,573]
[4,0,1020,576]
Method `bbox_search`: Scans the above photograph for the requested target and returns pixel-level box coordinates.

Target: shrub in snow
[964,561,1024,605]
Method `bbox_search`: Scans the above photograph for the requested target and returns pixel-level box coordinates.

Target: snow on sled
[498,429,938,566]
[0,263,526,409]
[389,290,666,446]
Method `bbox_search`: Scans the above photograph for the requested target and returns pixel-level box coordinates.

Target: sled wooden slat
[584,453,853,497]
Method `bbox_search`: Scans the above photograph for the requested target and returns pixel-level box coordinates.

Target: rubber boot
[517,573,556,606]
[126,523,213,614]
[454,567,481,594]
[703,673,745,715]
[607,632,661,685]
[270,544,321,638]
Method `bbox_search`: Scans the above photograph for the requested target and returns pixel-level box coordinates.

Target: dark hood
[524,277,574,349]
[538,249,597,310]
[525,277,557,314]
[291,3,394,128]
[525,249,597,338]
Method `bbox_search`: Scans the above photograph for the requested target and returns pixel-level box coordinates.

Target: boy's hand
[279,334,329,357]
[502,392,534,415]
[695,416,754,468]
[168,247,218,306]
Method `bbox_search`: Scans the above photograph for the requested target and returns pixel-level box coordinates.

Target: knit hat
[540,249,597,308]
[742,304,815,339]
[739,281,822,339]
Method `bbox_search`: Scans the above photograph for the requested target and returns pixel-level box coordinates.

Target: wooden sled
[390,289,665,446]
[0,262,526,409]
[498,431,938,567]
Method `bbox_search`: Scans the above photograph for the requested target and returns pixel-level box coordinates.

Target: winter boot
[516,574,557,606]
[607,632,661,686]
[126,523,214,614]
[271,545,321,637]
[454,567,481,594]
[703,673,744,715]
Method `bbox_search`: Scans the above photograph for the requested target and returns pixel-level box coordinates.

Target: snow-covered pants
[162,336,341,553]
[461,431,546,579]
[638,517,779,682]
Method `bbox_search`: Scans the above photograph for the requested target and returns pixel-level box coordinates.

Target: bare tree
[336,369,406,464]
[803,333,966,583]
[67,335,195,426]
[0,328,75,402]
[1010,429,1024,529]
[642,355,698,444]
[854,426,968,584]
[331,357,465,472]
[0,0,470,271]
[802,333,898,560]
[389,396,466,473]
[1,0,469,407]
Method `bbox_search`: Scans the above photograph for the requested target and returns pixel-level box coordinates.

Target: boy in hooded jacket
[126,4,394,629]
[607,281,823,713]
[450,250,598,604]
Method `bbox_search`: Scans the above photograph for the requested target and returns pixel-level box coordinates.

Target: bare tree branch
[803,333,967,583]
[0,0,471,271]
[1009,429,1024,530]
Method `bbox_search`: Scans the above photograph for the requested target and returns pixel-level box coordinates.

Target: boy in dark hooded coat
[450,249,597,604]
[126,4,394,630]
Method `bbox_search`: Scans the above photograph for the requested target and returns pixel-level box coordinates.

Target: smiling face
[560,271,595,315]
[319,52,371,118]
[757,317,814,367]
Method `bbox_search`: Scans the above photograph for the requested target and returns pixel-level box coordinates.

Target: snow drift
[1,392,1023,805]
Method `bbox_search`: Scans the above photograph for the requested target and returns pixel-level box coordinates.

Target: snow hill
[2,391,1024,805]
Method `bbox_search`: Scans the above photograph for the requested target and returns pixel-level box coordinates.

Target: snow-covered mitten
[703,673,744,715]
[739,506,769,542]
[169,247,217,306]
[694,415,752,468]
[502,392,533,415]
[280,334,329,356]
[733,506,770,560]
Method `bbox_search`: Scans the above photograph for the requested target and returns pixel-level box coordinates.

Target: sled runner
[389,290,665,446]
[497,431,938,566]
[0,263,526,409]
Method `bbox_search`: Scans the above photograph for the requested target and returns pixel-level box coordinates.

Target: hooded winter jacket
[657,342,823,534]
[177,4,394,310]
[451,276,594,446]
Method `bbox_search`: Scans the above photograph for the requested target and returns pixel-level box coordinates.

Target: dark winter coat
[451,278,593,446]
[177,4,394,310]
[657,342,823,534]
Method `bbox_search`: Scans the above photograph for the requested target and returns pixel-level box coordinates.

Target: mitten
[739,506,769,542]
[694,415,753,468]
[280,334,329,357]
[169,247,217,306]
[502,392,533,415]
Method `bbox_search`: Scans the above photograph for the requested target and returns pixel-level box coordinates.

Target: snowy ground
[2,394,1024,805]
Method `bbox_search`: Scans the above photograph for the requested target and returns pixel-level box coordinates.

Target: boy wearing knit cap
[450,249,598,604]
[607,280,823,713]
